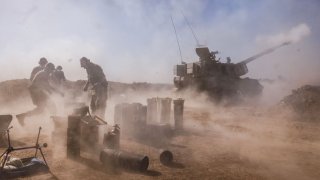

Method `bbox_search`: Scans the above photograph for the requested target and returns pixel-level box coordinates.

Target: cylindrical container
[67,128,80,144]
[68,115,81,130]
[160,98,172,124]
[141,105,147,123]
[67,128,81,159]
[114,103,130,134]
[100,148,149,172]
[117,103,146,137]
[67,115,81,159]
[0,114,12,122]
[103,125,120,150]
[80,123,99,146]
[173,98,184,130]
[147,98,158,123]
[132,103,147,138]
[159,149,173,165]
[0,114,12,146]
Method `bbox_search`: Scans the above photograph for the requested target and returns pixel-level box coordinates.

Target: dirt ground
[0,80,319,179]
[1,103,320,180]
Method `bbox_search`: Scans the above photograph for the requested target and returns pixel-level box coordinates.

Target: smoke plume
[256,23,311,46]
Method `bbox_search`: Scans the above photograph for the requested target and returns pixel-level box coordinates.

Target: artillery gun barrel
[238,41,291,65]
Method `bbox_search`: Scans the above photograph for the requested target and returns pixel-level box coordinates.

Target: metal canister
[80,123,99,146]
[67,128,81,159]
[68,115,81,130]
[103,124,120,150]
[159,149,173,165]
[100,148,149,172]
[147,98,158,123]
[160,98,172,124]
[173,98,185,130]
[67,115,81,159]
[0,115,12,147]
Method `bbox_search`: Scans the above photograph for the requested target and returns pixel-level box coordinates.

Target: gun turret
[230,41,291,77]
[238,41,291,65]
[195,47,220,62]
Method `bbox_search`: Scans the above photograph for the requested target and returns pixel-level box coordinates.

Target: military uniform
[30,57,48,81]
[17,63,58,126]
[30,65,45,81]
[85,62,108,118]
[30,71,56,110]
[52,69,66,86]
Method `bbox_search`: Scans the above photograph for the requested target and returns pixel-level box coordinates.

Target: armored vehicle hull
[174,74,263,101]
[174,42,290,102]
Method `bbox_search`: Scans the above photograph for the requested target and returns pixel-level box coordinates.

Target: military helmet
[39,57,48,66]
[56,65,62,70]
[45,63,55,72]
[80,57,90,63]
[80,57,90,68]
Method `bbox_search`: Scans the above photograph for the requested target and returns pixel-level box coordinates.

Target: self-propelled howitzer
[173,42,291,101]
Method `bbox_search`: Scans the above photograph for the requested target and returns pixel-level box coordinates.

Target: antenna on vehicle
[170,15,183,64]
[180,10,200,47]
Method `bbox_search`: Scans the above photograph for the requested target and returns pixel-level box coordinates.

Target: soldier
[30,57,48,81]
[80,57,108,118]
[51,65,66,87]
[16,63,63,126]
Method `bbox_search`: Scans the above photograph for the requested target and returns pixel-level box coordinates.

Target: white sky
[0,0,319,84]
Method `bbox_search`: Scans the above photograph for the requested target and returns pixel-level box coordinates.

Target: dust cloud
[0,0,320,179]
[0,74,320,179]
[181,90,320,180]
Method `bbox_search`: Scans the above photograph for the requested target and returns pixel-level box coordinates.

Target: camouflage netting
[282,85,320,120]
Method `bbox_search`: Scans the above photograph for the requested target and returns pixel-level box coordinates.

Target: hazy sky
[0,0,319,84]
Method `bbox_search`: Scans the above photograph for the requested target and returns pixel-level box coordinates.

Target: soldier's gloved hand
[83,86,88,92]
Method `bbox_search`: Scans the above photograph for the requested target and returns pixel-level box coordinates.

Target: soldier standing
[80,57,108,118]
[30,57,48,81]
[16,63,63,126]
[51,65,66,88]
